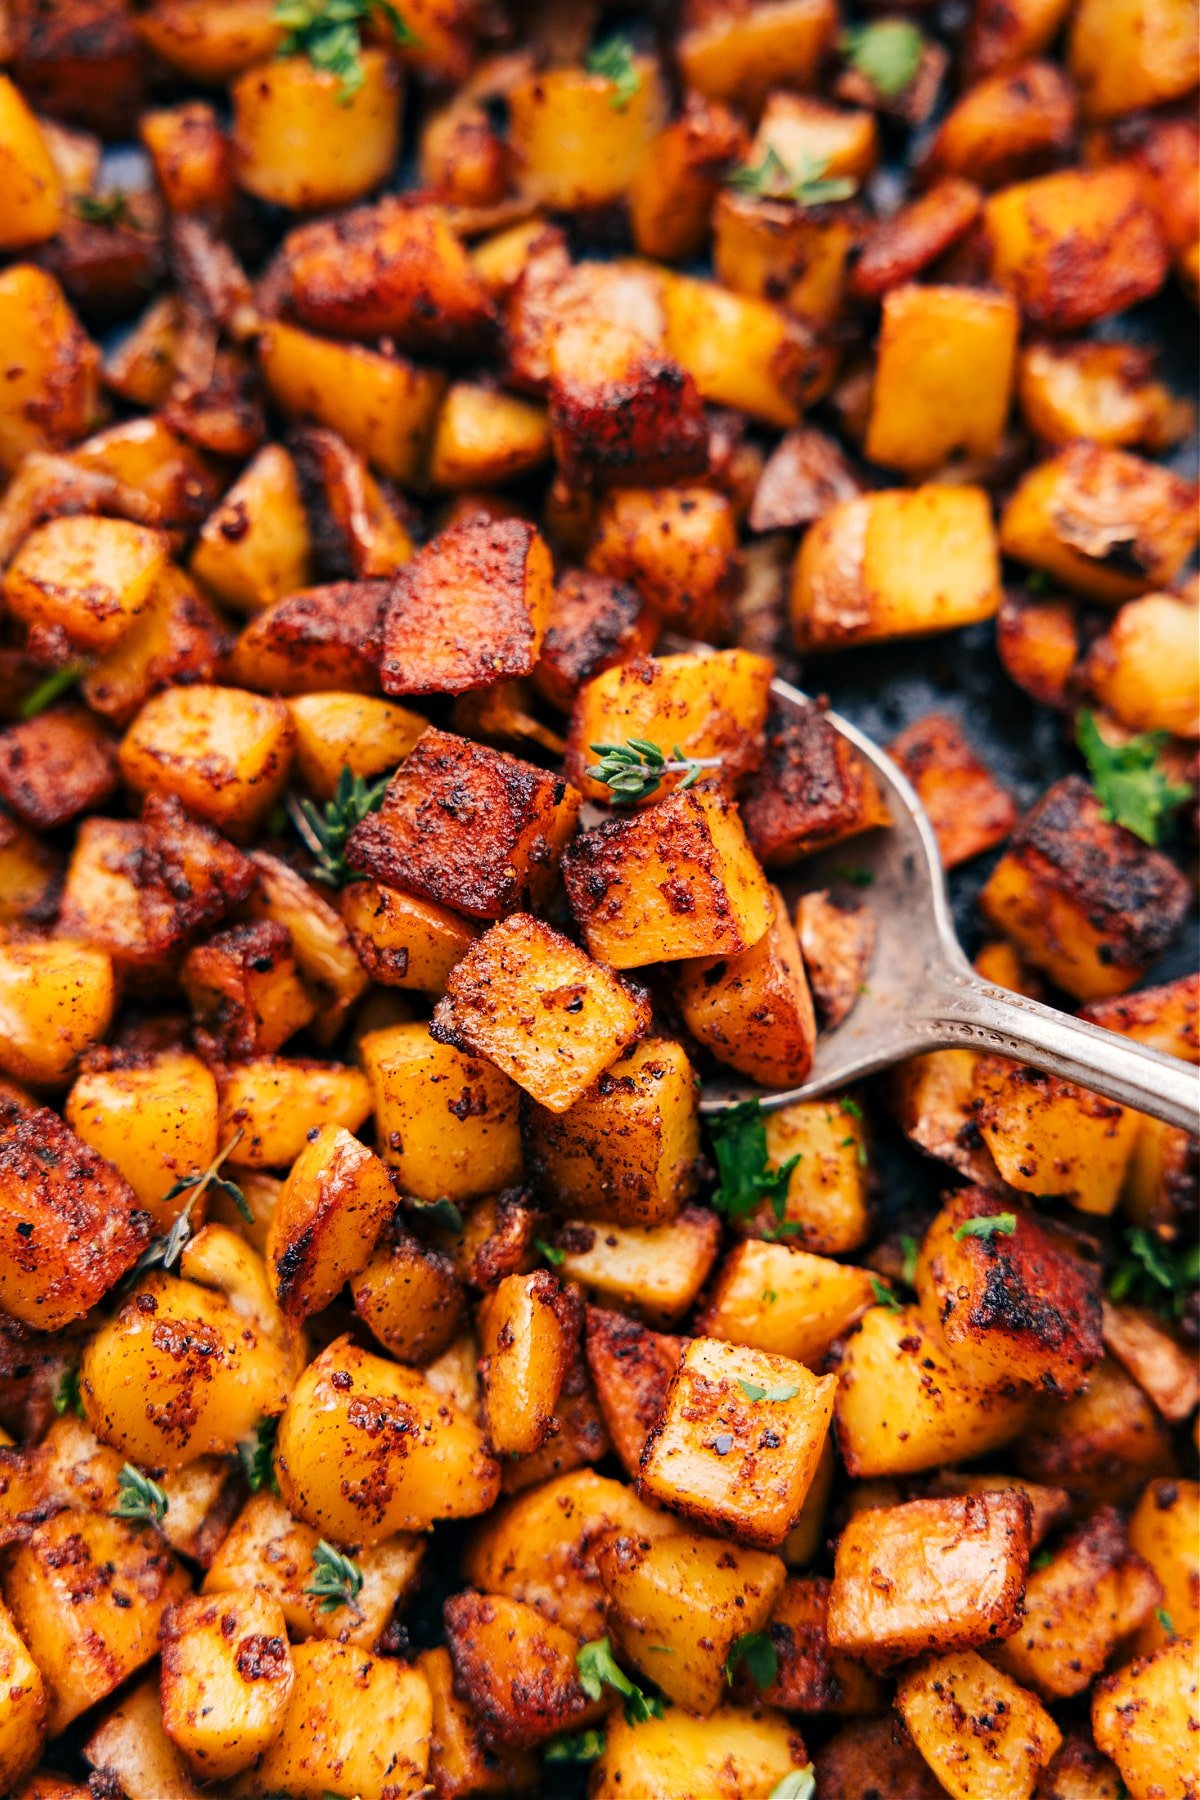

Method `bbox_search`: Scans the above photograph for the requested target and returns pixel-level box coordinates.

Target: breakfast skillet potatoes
[0,0,1197,1795]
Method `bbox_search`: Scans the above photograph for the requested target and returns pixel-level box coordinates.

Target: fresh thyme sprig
[839,19,924,98]
[128,1129,249,1281]
[287,764,392,886]
[304,1540,364,1614]
[273,0,418,103]
[587,739,723,805]
[111,1464,168,1527]
[708,1101,800,1230]
[238,1417,281,1495]
[19,664,84,720]
[577,1637,664,1725]
[1076,710,1190,846]
[726,145,857,206]
[52,1365,85,1418]
[585,33,641,110]
[72,191,132,227]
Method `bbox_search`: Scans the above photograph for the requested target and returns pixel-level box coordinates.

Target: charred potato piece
[888,714,1016,869]
[532,569,659,715]
[676,885,817,1087]
[585,1305,686,1480]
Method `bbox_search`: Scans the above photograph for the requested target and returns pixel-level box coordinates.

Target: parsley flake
[544,1727,607,1763]
[1108,1226,1199,1320]
[725,1629,778,1690]
[953,1213,1017,1242]
[726,144,856,206]
[900,1234,919,1288]
[577,1637,664,1725]
[535,1237,565,1267]
[1076,710,1190,846]
[870,1276,902,1313]
[52,1365,85,1418]
[709,1101,799,1229]
[585,34,641,110]
[839,19,924,98]
[1156,1607,1175,1635]
[737,1379,800,1403]
[237,1417,281,1495]
[273,0,418,104]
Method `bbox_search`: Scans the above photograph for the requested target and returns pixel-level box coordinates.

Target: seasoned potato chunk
[888,714,1016,870]
[586,485,740,639]
[3,1509,189,1735]
[662,272,824,429]
[927,61,1076,189]
[418,1644,538,1797]
[985,167,1168,329]
[83,1679,204,1800]
[160,1591,293,1779]
[231,49,400,211]
[585,1306,686,1479]
[1103,1301,1200,1424]
[65,1050,219,1223]
[266,1123,396,1322]
[0,1596,45,1791]
[898,1650,1062,1800]
[973,1057,1140,1215]
[0,936,115,1087]
[696,1240,875,1368]
[828,1492,1031,1668]
[120,685,295,838]
[750,1099,871,1254]
[351,1223,463,1365]
[1069,0,1199,119]
[0,709,119,833]
[341,880,478,994]
[593,1703,811,1800]
[1128,1478,1199,1654]
[1091,1637,1199,1800]
[360,1021,521,1203]
[533,568,659,714]
[183,920,314,1059]
[442,1591,602,1749]
[1081,973,1199,1064]
[189,443,311,615]
[557,1205,721,1327]
[754,1575,881,1715]
[5,515,169,651]
[508,58,667,210]
[218,1058,371,1169]
[866,285,1019,474]
[0,265,98,473]
[428,383,551,490]
[548,316,707,491]
[639,1337,835,1548]
[677,885,816,1087]
[0,73,63,247]
[741,700,888,866]
[815,1713,943,1798]
[1084,593,1200,739]
[1016,1358,1173,1507]
[287,695,426,803]
[478,1271,582,1458]
[1018,339,1192,453]
[677,0,835,108]
[228,579,387,697]
[275,1336,500,1543]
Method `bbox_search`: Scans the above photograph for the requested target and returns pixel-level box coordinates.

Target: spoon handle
[919,964,1199,1133]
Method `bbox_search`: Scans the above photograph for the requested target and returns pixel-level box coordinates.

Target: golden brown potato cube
[973,1056,1141,1215]
[288,694,426,802]
[82,1677,210,1800]
[996,1506,1161,1700]
[740,701,888,868]
[697,1240,875,1368]
[815,1714,944,1797]
[0,1596,45,1792]
[754,1575,881,1715]
[431,914,650,1114]
[183,920,314,1059]
[835,1302,1032,1478]
[563,784,771,970]
[478,1271,582,1458]
[0,936,115,1088]
[791,485,1002,651]
[677,0,836,110]
[0,1102,149,1329]
[888,714,1016,870]
[119,684,295,838]
[217,1056,371,1170]
[231,47,399,211]
[747,1099,871,1254]
[1119,1115,1198,1237]
[663,271,826,430]
[629,94,749,263]
[1091,1636,1199,1800]
[585,1306,686,1479]
[1128,1477,1199,1654]
[160,1591,292,1780]
[548,315,708,491]
[81,565,230,732]
[1082,973,1199,1064]
[1102,1302,1200,1425]
[0,264,99,474]
[360,1021,521,1203]
[5,514,168,651]
[996,590,1082,711]
[259,320,446,487]
[712,187,854,331]
[898,1650,1062,1800]
[525,1037,700,1229]
[586,485,740,639]
[749,426,861,535]
[342,880,479,994]
[227,578,387,697]
[916,1186,1103,1393]
[0,706,119,834]
[427,384,551,491]
[241,850,367,1041]
[981,777,1190,1000]
[599,1529,785,1716]
[189,443,311,615]
[866,285,1019,475]
[1000,444,1199,604]
[131,792,254,949]
[558,1206,720,1327]
[55,817,166,975]
[678,885,816,1087]
[1069,0,1198,119]
[0,74,62,248]
[533,568,659,715]
[1084,593,1199,739]
[419,1644,538,1798]
[139,96,234,215]
[3,1509,189,1736]
[593,1702,810,1799]
[275,1335,500,1543]
[266,1122,396,1322]
[439,1187,538,1294]
[565,649,773,807]
[638,1336,835,1549]
[1017,1357,1173,1507]
[348,728,580,921]
[498,1350,611,1496]
[379,517,552,699]
[829,1492,1031,1669]
[289,422,414,578]
[66,1050,219,1225]
[351,1225,463,1366]
[1018,340,1193,454]
[443,1591,601,1749]
[926,61,1076,189]
[964,0,1073,77]
[849,179,984,302]
[244,1638,431,1800]
[508,58,667,211]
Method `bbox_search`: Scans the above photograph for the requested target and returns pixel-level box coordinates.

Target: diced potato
[584,1307,685,1480]
[592,1703,811,1800]
[677,0,837,111]
[897,1650,1062,1800]
[82,565,230,731]
[70,416,222,534]
[792,485,1002,651]
[429,383,551,489]
[525,1037,700,1229]
[360,1021,521,1203]
[240,1639,432,1800]
[1120,1115,1198,1238]
[662,270,825,428]
[965,0,1074,78]
[755,1574,881,1714]
[0,936,115,1087]
[65,1051,219,1224]
[742,700,887,867]
[478,1271,582,1457]
[289,424,414,576]
[1091,1637,1199,1800]
[850,180,984,302]
[1084,593,1199,739]
[440,1187,538,1292]
[259,320,446,485]
[600,1529,785,1716]
[5,514,169,651]
[287,695,426,803]
[275,1336,500,1542]
[266,1123,396,1322]
[348,728,580,920]
[927,61,1076,189]
[1102,1301,1200,1424]
[563,784,772,970]
[139,97,234,216]
[0,73,63,247]
[228,579,387,697]
[418,1645,538,1798]
[696,1240,876,1368]
[160,1591,293,1779]
[558,1206,721,1327]
[639,1336,835,1548]
[83,1679,202,1800]
[973,1056,1141,1215]
[1069,0,1199,119]
[442,1591,601,1749]
[231,49,400,211]
[890,1045,999,1178]
[835,1303,1032,1478]
[888,713,1016,870]
[342,880,479,994]
[678,885,816,1087]
[0,708,120,835]
[3,1509,189,1735]
[0,1596,45,1791]
[713,188,855,330]
[629,94,749,263]
[1018,340,1193,453]
[549,313,708,491]
[508,59,667,209]
[217,1057,371,1170]
[184,920,314,1058]
[586,486,740,639]
[120,685,295,839]
[432,914,650,1113]
[915,1186,1103,1392]
[0,817,59,926]
[1081,974,1199,1064]
[985,167,1169,330]
[189,444,311,615]
[351,1223,463,1365]
[1128,1477,1199,1653]
[866,285,1019,474]
[498,1349,611,1496]
[980,777,1189,1000]
[1016,1358,1174,1507]
[828,1492,1031,1668]
[0,265,99,473]
[242,850,369,1041]
[534,568,659,714]
[814,1713,943,1797]
[747,1099,871,1254]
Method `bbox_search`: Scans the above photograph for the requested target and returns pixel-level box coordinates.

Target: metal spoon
[700,670,1199,1132]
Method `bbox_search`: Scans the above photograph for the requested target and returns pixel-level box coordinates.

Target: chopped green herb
[726,144,856,206]
[587,739,722,805]
[770,1769,817,1800]
[111,1464,168,1527]
[577,1637,664,1725]
[544,1727,607,1763]
[287,764,393,886]
[762,1289,778,1305]
[870,1276,902,1313]
[839,19,924,97]
[128,1128,248,1281]
[535,1237,565,1267]
[52,1365,85,1418]
[1030,1547,1054,1570]
[1156,1607,1175,1635]
[900,1234,919,1289]
[238,1417,280,1495]
[709,1100,799,1228]
[1109,1225,1200,1320]
[585,33,641,110]
[304,1540,364,1614]
[410,1197,464,1233]
[834,864,875,887]
[953,1212,1017,1242]
[273,0,418,103]
[1076,710,1190,847]
[1025,570,1051,594]
[725,1629,778,1690]
[737,1379,801,1403]
[19,663,84,720]
[840,1098,863,1120]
